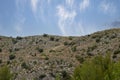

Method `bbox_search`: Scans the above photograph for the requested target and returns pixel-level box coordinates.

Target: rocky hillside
[0,28,120,80]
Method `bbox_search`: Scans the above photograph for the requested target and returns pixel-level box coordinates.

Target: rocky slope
[0,28,120,80]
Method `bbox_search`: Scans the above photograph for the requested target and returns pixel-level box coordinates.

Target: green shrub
[68,36,73,40]
[50,36,54,41]
[33,61,37,65]
[43,34,48,37]
[0,48,2,52]
[55,38,59,42]
[39,74,46,79]
[55,74,61,80]
[12,39,17,44]
[75,55,84,63]
[14,48,19,51]
[114,49,120,54]
[16,36,23,40]
[49,50,56,53]
[0,65,13,80]
[21,62,30,70]
[71,46,76,52]
[87,45,97,53]
[0,59,2,64]
[61,71,71,80]
[9,49,13,53]
[36,47,43,53]
[72,53,120,80]
[95,38,100,43]
[64,41,68,46]
[9,54,15,60]
[45,56,49,60]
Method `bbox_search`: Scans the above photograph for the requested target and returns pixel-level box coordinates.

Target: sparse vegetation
[0,29,120,79]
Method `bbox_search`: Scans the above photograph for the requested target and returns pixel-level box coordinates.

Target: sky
[0,0,120,37]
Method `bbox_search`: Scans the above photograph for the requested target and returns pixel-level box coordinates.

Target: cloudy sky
[0,0,120,37]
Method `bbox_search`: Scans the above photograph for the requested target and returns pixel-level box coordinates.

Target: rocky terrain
[0,28,120,80]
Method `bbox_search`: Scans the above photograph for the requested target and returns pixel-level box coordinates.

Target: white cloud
[47,0,51,4]
[66,0,74,7]
[100,1,116,14]
[57,5,76,21]
[31,0,39,13]
[80,0,90,11]
[57,5,76,35]
[75,23,85,35]
[16,0,27,10]
[15,0,27,34]
[56,5,85,36]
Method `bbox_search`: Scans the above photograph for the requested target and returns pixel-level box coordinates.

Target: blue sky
[0,0,120,37]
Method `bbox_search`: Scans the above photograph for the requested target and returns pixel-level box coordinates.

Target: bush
[9,54,15,60]
[21,62,30,70]
[71,46,76,52]
[12,39,17,44]
[72,53,120,80]
[61,71,71,80]
[45,56,49,60]
[75,55,84,63]
[0,59,2,64]
[96,38,100,43]
[114,49,120,54]
[36,47,43,53]
[87,45,97,53]
[39,74,46,79]
[68,36,73,40]
[38,48,43,53]
[0,48,2,52]
[14,48,19,51]
[55,74,61,80]
[43,34,48,37]
[0,65,13,80]
[50,36,54,41]
[16,36,23,40]
[64,41,68,46]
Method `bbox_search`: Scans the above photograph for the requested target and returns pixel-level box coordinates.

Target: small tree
[72,53,120,80]
[0,65,13,80]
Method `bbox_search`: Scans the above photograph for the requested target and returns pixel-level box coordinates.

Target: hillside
[0,28,120,80]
